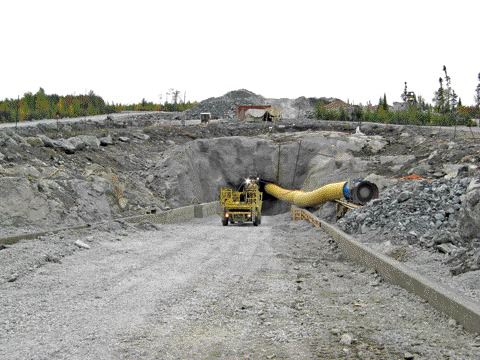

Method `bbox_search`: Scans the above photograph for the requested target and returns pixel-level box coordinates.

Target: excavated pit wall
[149,132,385,214]
[0,121,386,230]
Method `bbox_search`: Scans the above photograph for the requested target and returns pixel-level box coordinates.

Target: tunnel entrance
[154,134,372,214]
[225,179,289,215]
[261,192,290,215]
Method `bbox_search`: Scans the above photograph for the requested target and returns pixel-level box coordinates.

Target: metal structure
[334,199,360,220]
[200,112,211,124]
[220,178,263,226]
[236,105,277,121]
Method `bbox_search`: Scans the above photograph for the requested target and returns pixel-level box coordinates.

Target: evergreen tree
[443,66,451,111]
[475,73,480,107]
[451,89,458,110]
[382,93,388,111]
[434,77,446,113]
[442,65,458,112]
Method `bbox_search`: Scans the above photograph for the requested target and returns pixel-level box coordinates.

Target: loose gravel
[1,215,479,359]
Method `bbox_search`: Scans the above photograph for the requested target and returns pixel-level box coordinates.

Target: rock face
[0,176,111,228]
[0,177,62,226]
[458,178,480,239]
[148,132,381,212]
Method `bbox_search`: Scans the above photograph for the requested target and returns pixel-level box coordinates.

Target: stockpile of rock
[184,89,335,120]
[338,176,480,274]
[185,89,266,119]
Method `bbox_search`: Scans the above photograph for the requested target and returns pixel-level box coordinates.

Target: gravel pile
[338,176,480,274]
[185,89,266,119]
[184,89,333,120]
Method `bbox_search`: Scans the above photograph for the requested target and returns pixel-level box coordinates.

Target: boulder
[26,136,44,147]
[74,135,100,148]
[132,133,149,141]
[458,178,480,239]
[37,135,76,154]
[55,139,76,154]
[100,135,113,146]
[37,135,56,148]
[67,137,87,152]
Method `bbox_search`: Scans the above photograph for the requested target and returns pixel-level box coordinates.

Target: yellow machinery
[220,178,263,226]
[220,177,378,226]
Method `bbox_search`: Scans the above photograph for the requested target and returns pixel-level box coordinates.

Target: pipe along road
[1,214,479,359]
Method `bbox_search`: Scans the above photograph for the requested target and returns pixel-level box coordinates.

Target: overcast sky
[1,0,479,105]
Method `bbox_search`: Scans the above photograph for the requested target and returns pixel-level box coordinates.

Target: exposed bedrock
[149,132,384,213]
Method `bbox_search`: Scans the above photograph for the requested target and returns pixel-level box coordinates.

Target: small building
[236,105,280,122]
[236,105,272,120]
[200,112,211,123]
[245,108,271,122]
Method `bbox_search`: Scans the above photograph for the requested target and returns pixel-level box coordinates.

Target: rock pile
[338,176,480,274]
[184,89,334,120]
[185,89,266,119]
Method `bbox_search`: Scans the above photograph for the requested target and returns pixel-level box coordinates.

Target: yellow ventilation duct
[264,180,378,207]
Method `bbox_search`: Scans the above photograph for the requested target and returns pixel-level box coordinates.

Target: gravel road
[0,215,479,359]
[0,111,209,131]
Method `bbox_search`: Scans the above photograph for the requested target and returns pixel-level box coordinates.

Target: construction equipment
[220,177,263,226]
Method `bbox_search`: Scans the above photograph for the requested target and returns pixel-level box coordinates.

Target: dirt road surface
[1,215,478,359]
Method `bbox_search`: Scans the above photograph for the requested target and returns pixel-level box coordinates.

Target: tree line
[316,67,480,126]
[0,88,197,123]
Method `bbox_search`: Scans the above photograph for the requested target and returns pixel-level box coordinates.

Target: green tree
[434,77,446,113]
[35,87,50,119]
[377,96,383,110]
[475,73,480,107]
[442,65,458,112]
[382,93,388,111]
[0,88,195,123]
